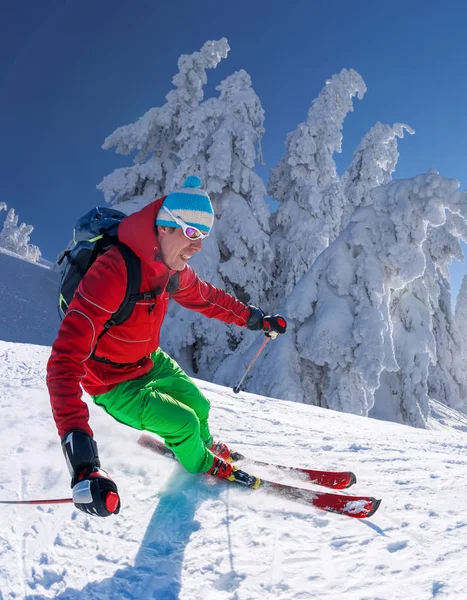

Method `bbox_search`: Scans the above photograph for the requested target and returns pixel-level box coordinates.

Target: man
[47,176,287,517]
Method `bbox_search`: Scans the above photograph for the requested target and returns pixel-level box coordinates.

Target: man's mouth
[180,253,191,260]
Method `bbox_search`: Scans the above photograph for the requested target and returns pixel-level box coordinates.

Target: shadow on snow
[29,469,242,600]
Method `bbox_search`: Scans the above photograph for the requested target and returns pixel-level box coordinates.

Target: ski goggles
[162,206,209,241]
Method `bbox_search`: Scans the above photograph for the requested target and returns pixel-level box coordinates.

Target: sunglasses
[163,206,209,241]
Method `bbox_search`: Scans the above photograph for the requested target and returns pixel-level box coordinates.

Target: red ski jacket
[47,197,252,439]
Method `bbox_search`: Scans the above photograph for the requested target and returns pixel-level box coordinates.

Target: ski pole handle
[233,336,271,394]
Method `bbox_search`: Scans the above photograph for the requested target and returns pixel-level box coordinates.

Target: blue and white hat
[156,176,214,234]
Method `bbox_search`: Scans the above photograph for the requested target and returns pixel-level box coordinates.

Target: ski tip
[346,472,357,488]
[366,497,382,518]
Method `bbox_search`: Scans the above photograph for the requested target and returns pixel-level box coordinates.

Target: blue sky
[2,0,467,296]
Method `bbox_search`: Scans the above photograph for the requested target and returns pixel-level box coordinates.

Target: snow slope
[2,340,467,600]
[0,248,60,346]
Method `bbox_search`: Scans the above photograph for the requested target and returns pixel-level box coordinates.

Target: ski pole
[233,334,275,394]
[0,497,73,505]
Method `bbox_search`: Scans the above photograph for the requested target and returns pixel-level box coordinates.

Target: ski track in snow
[1,341,467,599]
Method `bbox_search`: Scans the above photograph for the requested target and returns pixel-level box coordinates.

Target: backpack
[57,207,178,360]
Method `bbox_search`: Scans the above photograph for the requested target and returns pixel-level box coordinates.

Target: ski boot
[208,457,261,489]
[210,440,244,463]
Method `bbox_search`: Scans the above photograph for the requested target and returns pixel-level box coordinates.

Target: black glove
[247,306,287,338]
[61,430,120,517]
[71,467,121,517]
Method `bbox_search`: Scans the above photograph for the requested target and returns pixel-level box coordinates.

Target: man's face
[157,226,203,270]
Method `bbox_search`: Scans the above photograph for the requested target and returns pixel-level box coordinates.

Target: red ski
[258,480,381,519]
[137,434,381,519]
[230,452,356,490]
[138,433,356,490]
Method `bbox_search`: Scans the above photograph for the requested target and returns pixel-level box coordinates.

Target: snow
[2,333,467,598]
[1,123,467,599]
[0,248,60,346]
[1,249,467,598]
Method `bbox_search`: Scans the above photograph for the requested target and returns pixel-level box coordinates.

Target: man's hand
[62,430,120,517]
[247,306,287,338]
[72,468,120,517]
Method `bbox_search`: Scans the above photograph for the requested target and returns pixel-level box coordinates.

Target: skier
[47,176,287,517]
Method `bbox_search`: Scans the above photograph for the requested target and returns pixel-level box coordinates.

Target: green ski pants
[92,349,215,474]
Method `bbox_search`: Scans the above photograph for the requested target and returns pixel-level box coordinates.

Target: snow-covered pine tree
[161,70,272,378]
[97,39,230,213]
[281,172,466,421]
[217,69,368,398]
[267,69,367,302]
[216,69,367,397]
[337,121,467,424]
[0,204,41,262]
[341,122,414,230]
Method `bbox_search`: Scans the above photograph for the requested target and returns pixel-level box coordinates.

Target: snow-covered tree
[98,39,230,213]
[217,69,366,396]
[99,42,270,378]
[267,69,367,302]
[0,204,41,262]
[169,69,271,305]
[229,117,413,407]
[341,122,414,229]
[337,121,467,424]
[161,70,272,378]
[223,172,466,425]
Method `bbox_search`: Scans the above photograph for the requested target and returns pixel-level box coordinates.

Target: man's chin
[161,256,186,271]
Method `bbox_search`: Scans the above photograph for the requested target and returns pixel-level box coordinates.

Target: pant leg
[140,388,213,473]
[147,349,213,447]
[92,350,215,473]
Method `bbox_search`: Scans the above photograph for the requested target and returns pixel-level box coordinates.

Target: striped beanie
[155,176,214,234]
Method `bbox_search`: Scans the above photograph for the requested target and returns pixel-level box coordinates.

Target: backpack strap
[90,243,160,364]
[106,243,145,327]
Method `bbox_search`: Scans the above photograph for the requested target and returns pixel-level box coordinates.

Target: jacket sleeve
[172,265,252,327]
[47,249,127,439]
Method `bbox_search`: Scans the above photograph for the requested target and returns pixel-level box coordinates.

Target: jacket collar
[118,196,171,275]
